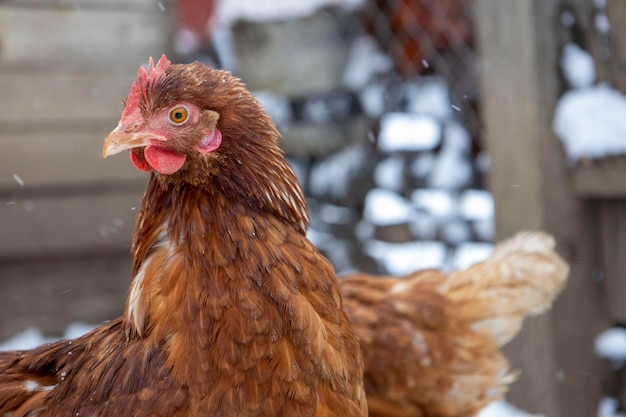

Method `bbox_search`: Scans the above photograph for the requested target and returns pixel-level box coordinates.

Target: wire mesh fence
[189,0,492,274]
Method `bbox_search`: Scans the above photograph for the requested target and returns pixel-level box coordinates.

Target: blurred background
[1,0,626,415]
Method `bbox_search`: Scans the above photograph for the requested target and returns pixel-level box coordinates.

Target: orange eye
[169,106,188,124]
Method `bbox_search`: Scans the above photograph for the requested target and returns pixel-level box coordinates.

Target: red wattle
[144,145,187,175]
[130,151,152,172]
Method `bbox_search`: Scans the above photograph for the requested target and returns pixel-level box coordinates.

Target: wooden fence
[0,0,171,338]
[477,0,626,415]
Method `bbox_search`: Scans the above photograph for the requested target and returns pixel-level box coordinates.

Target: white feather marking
[127,222,176,336]
[23,380,57,393]
[127,261,148,335]
[391,280,411,294]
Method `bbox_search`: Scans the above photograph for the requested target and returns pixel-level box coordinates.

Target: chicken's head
[102,55,309,232]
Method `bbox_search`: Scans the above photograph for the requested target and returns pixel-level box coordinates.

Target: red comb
[121,55,171,125]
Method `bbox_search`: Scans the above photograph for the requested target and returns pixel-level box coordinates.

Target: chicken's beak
[102,124,166,158]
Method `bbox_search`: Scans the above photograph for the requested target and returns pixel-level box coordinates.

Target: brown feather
[341,231,568,417]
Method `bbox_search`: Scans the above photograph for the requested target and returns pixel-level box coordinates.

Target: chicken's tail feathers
[443,230,569,347]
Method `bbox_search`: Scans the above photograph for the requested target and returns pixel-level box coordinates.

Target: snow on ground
[477,400,544,417]
[378,113,441,152]
[0,323,96,351]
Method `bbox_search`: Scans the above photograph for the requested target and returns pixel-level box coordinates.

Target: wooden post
[476,0,608,415]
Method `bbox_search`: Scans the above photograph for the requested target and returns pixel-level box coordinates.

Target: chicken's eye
[169,106,189,125]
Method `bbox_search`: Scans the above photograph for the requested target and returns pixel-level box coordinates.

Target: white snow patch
[459,190,494,221]
[478,401,544,417]
[216,0,364,25]
[364,240,446,275]
[363,188,413,226]
[426,122,471,189]
[409,152,436,179]
[309,146,368,198]
[378,113,441,152]
[405,76,452,120]
[0,327,48,351]
[408,215,439,240]
[254,91,292,127]
[354,219,375,242]
[598,397,620,417]
[452,242,494,270]
[595,327,626,368]
[318,203,352,224]
[560,9,576,27]
[0,323,96,351]
[374,156,405,191]
[411,189,455,218]
[474,219,495,242]
[561,43,596,89]
[306,227,334,249]
[360,81,388,118]
[554,85,626,161]
[343,35,392,89]
[441,220,471,245]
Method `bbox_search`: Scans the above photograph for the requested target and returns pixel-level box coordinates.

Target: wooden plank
[0,6,170,66]
[607,0,626,93]
[599,200,626,322]
[0,0,173,10]
[0,69,137,123]
[476,0,607,416]
[573,157,626,197]
[0,130,147,189]
[0,253,131,341]
[0,190,144,259]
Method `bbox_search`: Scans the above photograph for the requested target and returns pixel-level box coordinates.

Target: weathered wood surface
[0,69,140,123]
[0,0,172,8]
[0,130,146,189]
[573,157,626,197]
[0,253,131,341]
[0,1,169,338]
[0,5,170,67]
[477,0,607,416]
[598,200,626,323]
[0,189,144,260]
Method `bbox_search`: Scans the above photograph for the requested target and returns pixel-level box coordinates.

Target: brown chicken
[0,56,367,417]
[0,57,567,417]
